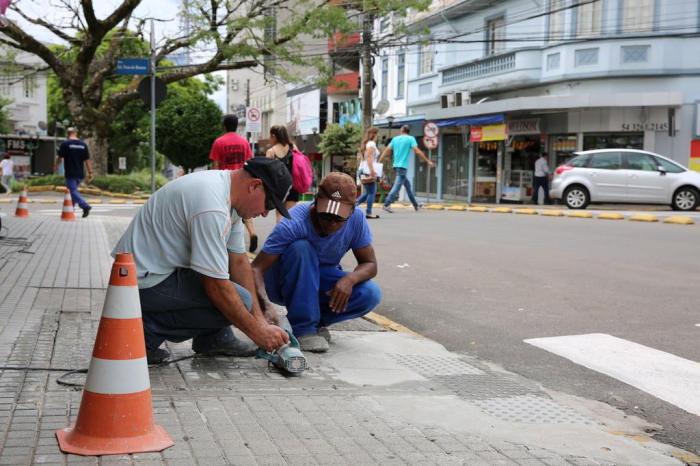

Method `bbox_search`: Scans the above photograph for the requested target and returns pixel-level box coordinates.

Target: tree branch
[0,18,66,75]
[11,5,83,45]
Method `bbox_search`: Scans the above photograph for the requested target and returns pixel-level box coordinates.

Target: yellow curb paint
[0,199,12,203]
[597,213,624,220]
[425,204,445,210]
[490,207,512,214]
[447,205,467,211]
[567,211,593,218]
[86,199,102,204]
[514,208,538,215]
[663,215,694,225]
[363,312,421,337]
[390,203,410,209]
[133,199,147,205]
[629,214,659,223]
[108,199,127,204]
[540,210,565,217]
[671,451,700,465]
[39,199,57,204]
[467,206,489,212]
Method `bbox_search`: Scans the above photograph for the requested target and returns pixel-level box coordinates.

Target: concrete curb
[491,207,513,213]
[515,208,538,215]
[467,206,489,212]
[567,211,594,219]
[663,215,695,225]
[597,213,625,220]
[425,204,445,211]
[363,312,421,337]
[629,214,659,223]
[540,210,566,217]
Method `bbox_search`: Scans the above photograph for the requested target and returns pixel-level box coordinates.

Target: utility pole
[149,19,156,193]
[245,78,252,151]
[361,11,374,131]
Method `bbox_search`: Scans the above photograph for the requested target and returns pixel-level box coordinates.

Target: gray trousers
[138,268,252,350]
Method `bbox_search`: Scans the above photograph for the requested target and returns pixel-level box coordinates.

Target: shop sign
[621,122,669,132]
[507,118,540,135]
[470,124,506,142]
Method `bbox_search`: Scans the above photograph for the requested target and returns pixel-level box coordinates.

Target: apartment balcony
[327,71,359,95]
[328,32,361,52]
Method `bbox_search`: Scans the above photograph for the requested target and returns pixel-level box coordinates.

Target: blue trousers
[383,167,419,208]
[356,181,377,214]
[65,177,90,209]
[264,240,382,337]
[138,268,252,350]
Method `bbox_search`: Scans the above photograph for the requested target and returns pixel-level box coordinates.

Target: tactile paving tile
[434,374,540,400]
[472,395,594,425]
[390,354,485,376]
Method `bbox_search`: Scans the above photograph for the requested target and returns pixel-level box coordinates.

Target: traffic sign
[138,77,167,107]
[423,136,438,150]
[246,107,262,133]
[116,58,150,75]
[424,121,439,138]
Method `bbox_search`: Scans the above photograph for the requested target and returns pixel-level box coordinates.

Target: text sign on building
[116,58,150,75]
[507,118,540,135]
[470,124,506,142]
[246,107,262,133]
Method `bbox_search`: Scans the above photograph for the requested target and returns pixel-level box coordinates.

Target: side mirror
[657,166,667,175]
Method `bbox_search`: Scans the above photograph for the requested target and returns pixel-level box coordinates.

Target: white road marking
[524,333,700,416]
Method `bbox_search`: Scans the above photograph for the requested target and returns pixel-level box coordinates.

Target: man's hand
[326,275,355,313]
[251,323,289,352]
[260,298,285,325]
[427,160,435,168]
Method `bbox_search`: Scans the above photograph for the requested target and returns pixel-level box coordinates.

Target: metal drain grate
[472,395,593,425]
[390,354,485,376]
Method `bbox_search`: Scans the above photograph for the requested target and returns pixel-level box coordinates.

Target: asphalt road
[12,198,700,454]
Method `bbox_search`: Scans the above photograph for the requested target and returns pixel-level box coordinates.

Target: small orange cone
[56,253,174,456]
[60,191,76,221]
[14,189,29,217]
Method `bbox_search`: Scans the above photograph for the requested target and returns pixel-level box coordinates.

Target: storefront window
[550,134,578,168]
[583,133,643,150]
[474,141,498,201]
[442,134,469,199]
[503,136,540,202]
[415,136,438,196]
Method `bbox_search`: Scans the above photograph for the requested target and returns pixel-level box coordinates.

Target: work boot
[317,327,331,344]
[192,327,257,357]
[82,206,92,218]
[297,333,329,353]
[146,347,171,365]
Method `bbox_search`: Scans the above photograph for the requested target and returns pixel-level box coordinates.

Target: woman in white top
[266,125,299,223]
[0,154,13,195]
[356,127,380,218]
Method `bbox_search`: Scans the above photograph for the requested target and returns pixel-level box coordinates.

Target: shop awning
[374,115,426,128]
[436,114,504,127]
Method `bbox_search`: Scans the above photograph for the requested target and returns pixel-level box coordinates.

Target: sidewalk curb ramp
[56,253,174,456]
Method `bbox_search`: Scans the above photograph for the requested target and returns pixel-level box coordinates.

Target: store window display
[474,141,498,200]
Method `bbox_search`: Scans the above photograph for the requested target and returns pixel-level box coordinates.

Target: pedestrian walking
[266,125,299,223]
[210,114,259,252]
[0,153,13,195]
[356,127,381,219]
[55,128,92,217]
[532,151,551,204]
[379,125,434,213]
[252,172,381,353]
[112,157,294,364]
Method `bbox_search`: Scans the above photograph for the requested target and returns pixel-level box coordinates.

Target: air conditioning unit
[440,93,455,109]
[455,90,471,106]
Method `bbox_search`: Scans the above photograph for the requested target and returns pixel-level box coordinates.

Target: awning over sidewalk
[436,114,504,127]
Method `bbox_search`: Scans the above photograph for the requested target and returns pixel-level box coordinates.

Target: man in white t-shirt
[532,152,551,204]
[113,157,293,364]
[0,154,13,195]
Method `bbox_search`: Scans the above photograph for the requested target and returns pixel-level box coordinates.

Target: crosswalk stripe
[524,333,700,416]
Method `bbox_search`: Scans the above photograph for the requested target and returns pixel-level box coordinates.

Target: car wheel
[563,185,589,209]
[671,186,699,211]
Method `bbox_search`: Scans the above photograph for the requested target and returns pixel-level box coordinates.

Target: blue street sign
[116,58,150,75]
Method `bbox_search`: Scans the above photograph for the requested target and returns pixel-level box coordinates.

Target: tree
[0,97,11,134]
[156,91,222,172]
[318,123,361,157]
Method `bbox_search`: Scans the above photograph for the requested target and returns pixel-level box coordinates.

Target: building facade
[399,0,700,203]
[0,50,48,135]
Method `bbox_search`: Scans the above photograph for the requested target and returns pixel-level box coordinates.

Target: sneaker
[192,335,257,357]
[413,204,421,211]
[82,206,92,218]
[249,234,258,253]
[382,205,394,214]
[146,347,171,365]
[297,334,329,353]
[317,327,331,343]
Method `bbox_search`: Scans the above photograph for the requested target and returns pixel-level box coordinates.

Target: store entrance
[442,134,469,199]
[503,136,540,202]
[473,141,498,202]
[415,137,438,198]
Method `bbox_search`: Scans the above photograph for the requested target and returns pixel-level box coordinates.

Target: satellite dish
[37,121,47,130]
[374,99,390,116]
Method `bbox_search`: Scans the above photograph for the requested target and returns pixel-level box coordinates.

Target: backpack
[290,147,313,193]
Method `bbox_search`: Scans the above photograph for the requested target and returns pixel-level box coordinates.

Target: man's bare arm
[378,146,392,164]
[414,147,434,166]
[327,245,378,312]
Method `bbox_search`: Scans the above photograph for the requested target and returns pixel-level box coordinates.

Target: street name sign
[116,58,150,75]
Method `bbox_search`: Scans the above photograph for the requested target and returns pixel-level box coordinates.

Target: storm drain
[390,354,484,376]
[472,395,594,425]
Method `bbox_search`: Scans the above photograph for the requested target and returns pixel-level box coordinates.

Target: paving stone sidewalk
[0,215,690,466]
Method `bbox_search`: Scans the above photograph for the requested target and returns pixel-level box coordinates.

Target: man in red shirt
[210,114,258,251]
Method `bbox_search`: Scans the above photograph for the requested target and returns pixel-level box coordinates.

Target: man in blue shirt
[56,128,93,217]
[252,172,381,353]
[379,125,434,213]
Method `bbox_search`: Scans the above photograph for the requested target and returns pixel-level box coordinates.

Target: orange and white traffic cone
[14,189,29,217]
[56,253,174,456]
[60,190,76,221]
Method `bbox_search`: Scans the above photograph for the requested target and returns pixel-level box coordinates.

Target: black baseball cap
[243,157,293,218]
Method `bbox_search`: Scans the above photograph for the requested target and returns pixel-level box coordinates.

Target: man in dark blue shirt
[56,128,93,217]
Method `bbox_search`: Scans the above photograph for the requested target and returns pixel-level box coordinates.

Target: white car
[550,149,700,211]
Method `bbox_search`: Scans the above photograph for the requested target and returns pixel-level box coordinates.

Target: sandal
[366,214,380,219]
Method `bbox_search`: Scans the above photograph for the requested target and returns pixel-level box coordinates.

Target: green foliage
[156,92,223,171]
[21,172,166,194]
[318,123,362,157]
[0,97,12,134]
[24,175,65,186]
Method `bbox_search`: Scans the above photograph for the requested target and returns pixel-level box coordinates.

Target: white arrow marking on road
[524,333,700,416]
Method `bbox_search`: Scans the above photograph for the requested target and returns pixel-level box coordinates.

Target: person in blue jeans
[356,127,380,218]
[379,125,435,212]
[56,128,93,217]
[252,172,382,353]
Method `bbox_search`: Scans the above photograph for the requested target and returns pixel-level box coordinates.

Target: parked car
[550,149,700,211]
